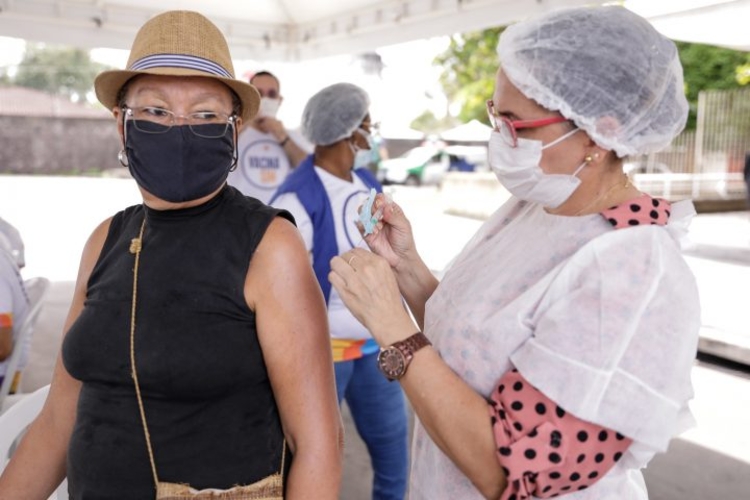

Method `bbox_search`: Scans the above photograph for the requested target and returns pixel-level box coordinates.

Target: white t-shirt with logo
[227,127,312,204]
[271,166,372,340]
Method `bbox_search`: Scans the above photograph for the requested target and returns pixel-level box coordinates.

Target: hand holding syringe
[355,188,393,247]
[358,188,383,236]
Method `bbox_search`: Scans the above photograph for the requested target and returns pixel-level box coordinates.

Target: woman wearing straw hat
[0,10,342,500]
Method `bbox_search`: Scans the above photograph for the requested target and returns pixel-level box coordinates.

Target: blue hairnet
[497,6,688,157]
[302,83,370,146]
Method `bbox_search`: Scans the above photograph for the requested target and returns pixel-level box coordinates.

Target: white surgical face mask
[489,128,585,208]
[258,97,281,118]
[351,128,373,169]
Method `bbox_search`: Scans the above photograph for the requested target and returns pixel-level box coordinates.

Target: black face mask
[124,120,236,203]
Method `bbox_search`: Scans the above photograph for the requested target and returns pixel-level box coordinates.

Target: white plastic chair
[0,276,51,410]
[0,383,68,499]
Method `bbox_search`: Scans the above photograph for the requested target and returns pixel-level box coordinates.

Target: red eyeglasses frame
[486,99,569,147]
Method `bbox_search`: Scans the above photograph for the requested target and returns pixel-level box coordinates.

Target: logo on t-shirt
[239,139,291,191]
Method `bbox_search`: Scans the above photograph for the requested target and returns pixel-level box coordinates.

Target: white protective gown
[409,197,700,500]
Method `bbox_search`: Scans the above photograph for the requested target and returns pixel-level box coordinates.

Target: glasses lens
[486,101,497,130]
[497,117,516,147]
[188,112,231,138]
[132,119,170,134]
[189,122,231,139]
[128,107,171,134]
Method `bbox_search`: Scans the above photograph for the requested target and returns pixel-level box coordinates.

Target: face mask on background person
[351,128,374,169]
[124,121,236,203]
[489,128,585,208]
[258,97,281,118]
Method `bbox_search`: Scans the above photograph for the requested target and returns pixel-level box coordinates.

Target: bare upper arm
[0,217,114,495]
[245,217,339,450]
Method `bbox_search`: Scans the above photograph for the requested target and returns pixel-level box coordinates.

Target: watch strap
[394,332,431,359]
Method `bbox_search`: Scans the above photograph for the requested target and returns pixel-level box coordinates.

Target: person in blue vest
[271,82,408,500]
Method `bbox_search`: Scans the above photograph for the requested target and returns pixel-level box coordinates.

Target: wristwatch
[377,332,431,381]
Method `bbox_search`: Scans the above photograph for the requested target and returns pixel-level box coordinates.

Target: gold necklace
[574,175,633,216]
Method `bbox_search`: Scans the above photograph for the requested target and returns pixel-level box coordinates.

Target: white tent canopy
[0,0,602,62]
[627,0,750,51]
[1,1,748,63]
[379,122,425,140]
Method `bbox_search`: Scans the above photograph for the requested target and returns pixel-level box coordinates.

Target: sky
[0,34,452,134]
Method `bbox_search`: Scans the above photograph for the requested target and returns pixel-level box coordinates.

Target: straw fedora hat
[94,10,259,123]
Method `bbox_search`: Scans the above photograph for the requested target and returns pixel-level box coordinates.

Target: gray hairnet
[497,6,688,157]
[302,83,370,146]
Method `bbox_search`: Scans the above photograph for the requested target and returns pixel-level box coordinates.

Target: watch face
[378,347,406,380]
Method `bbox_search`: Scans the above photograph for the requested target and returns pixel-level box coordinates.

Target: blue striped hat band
[130,53,232,78]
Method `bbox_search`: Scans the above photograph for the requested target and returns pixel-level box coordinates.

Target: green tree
[434,28,750,132]
[410,110,458,135]
[676,41,750,129]
[13,43,110,101]
[433,27,504,127]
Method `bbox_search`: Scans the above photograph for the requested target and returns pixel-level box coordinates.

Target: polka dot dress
[487,194,668,500]
[489,369,633,500]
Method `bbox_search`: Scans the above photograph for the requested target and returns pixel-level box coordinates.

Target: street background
[0,175,748,499]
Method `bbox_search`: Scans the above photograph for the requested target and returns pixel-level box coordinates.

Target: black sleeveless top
[62,186,294,499]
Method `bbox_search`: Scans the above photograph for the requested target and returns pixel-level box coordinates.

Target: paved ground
[1,175,749,499]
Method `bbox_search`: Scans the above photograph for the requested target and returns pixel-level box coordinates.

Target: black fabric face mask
[124,120,236,203]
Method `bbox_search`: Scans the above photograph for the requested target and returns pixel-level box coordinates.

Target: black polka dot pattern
[602,194,671,229]
[488,368,633,500]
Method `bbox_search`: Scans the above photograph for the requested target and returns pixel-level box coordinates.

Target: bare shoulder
[245,216,315,310]
[72,217,114,298]
[254,216,309,268]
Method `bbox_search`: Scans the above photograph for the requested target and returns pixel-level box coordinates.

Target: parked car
[445,145,488,172]
[377,146,445,186]
[377,145,487,186]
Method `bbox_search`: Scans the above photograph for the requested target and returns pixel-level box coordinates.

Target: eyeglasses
[486,99,569,148]
[123,106,237,139]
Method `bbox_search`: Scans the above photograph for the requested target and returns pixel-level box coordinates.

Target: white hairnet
[302,83,370,146]
[497,6,688,157]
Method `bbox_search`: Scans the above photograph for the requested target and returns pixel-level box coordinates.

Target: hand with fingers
[329,249,415,345]
[253,115,287,142]
[357,193,418,273]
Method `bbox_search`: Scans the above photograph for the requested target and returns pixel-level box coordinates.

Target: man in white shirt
[227,71,312,203]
